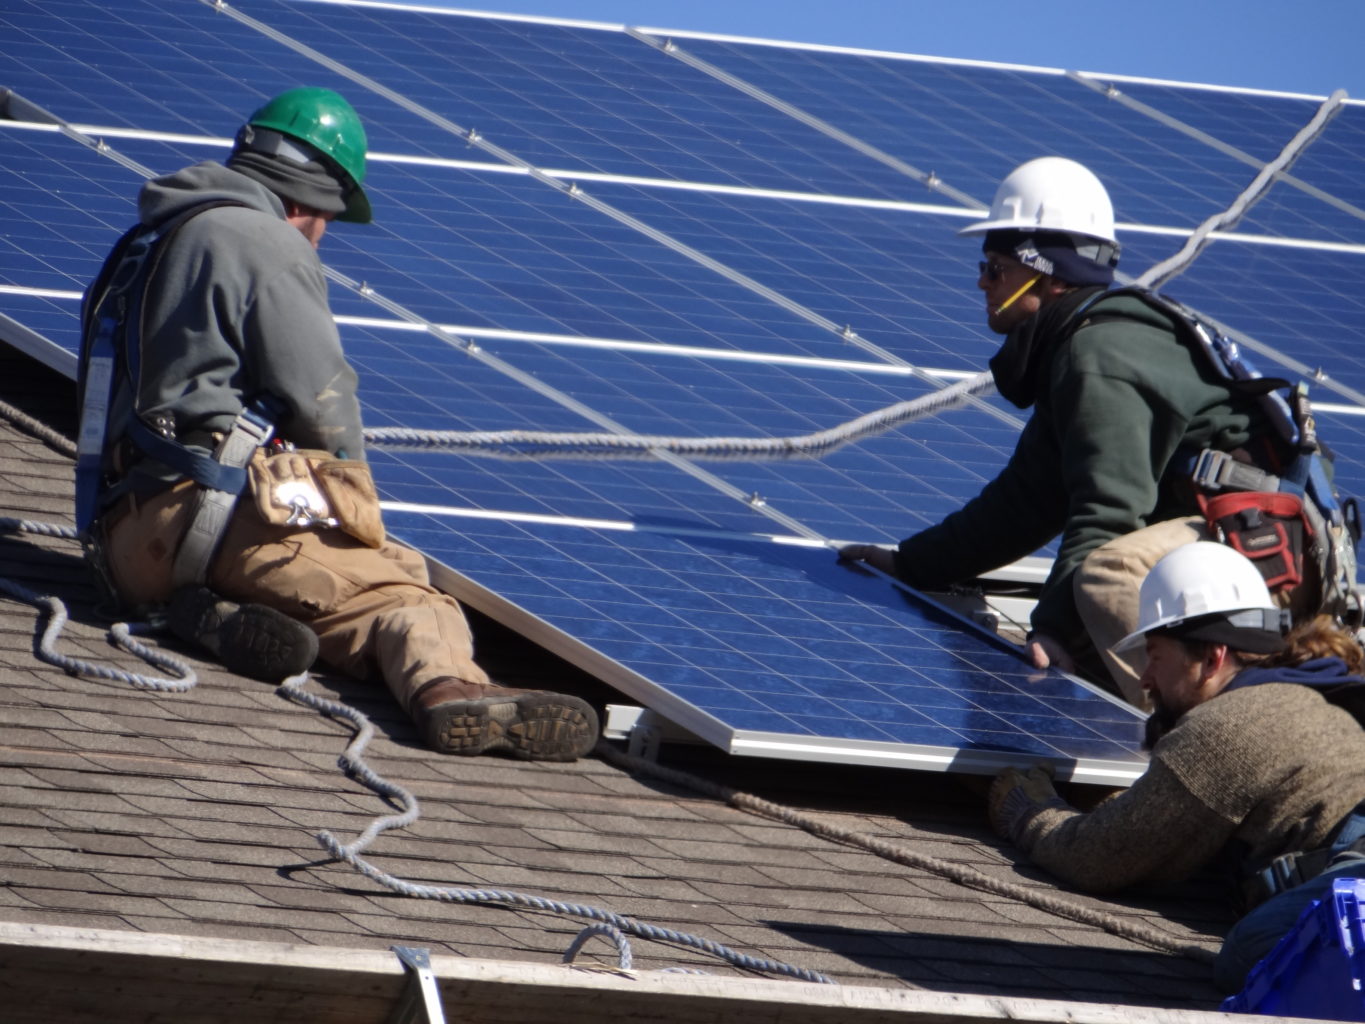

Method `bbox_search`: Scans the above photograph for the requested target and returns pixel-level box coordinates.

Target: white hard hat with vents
[959,156,1118,245]
[1114,542,1287,653]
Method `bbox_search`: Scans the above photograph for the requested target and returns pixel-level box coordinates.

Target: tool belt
[1202,489,1311,593]
[247,448,384,549]
[1242,801,1365,909]
[1190,447,1360,623]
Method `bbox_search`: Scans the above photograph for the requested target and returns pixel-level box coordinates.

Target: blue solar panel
[671,39,1273,225]
[0,126,142,293]
[252,1,933,198]
[386,508,1145,770]
[8,0,1365,779]
[1087,78,1365,223]
[1148,241,1365,399]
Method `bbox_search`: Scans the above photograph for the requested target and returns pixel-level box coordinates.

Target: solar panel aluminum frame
[423,545,1148,787]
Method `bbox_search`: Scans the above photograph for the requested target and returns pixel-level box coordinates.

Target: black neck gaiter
[988,285,1109,409]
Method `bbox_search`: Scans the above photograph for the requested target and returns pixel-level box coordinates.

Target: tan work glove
[988,764,1066,846]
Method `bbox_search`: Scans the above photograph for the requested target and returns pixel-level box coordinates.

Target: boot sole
[166,587,318,682]
[426,692,597,761]
[220,604,319,681]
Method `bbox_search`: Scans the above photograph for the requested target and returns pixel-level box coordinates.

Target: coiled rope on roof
[275,672,835,984]
[0,393,199,691]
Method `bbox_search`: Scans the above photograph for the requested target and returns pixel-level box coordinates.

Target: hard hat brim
[957,216,1119,245]
[339,184,372,224]
[1112,609,1220,654]
[1111,625,1152,654]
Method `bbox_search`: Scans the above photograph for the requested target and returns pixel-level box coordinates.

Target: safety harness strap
[126,418,252,495]
[74,316,121,533]
[1246,801,1365,908]
[170,400,279,589]
[1188,449,1285,496]
[77,201,252,534]
[75,223,157,534]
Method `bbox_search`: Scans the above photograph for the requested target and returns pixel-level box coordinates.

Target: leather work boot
[165,586,319,682]
[409,677,599,761]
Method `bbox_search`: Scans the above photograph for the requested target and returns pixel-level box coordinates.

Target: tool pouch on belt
[248,449,385,548]
[1202,490,1312,592]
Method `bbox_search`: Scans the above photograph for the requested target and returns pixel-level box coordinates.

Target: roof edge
[1,920,1252,1024]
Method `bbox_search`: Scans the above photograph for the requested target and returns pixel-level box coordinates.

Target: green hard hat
[245,87,372,223]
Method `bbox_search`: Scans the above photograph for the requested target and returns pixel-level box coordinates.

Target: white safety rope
[0,398,198,691]
[275,673,835,983]
[1136,90,1347,292]
[362,370,996,459]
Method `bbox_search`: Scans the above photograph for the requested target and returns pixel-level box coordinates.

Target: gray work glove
[988,764,1067,846]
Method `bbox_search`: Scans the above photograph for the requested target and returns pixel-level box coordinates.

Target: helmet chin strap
[994,271,1042,315]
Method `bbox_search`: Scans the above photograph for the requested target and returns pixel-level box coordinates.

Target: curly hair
[1237,615,1365,673]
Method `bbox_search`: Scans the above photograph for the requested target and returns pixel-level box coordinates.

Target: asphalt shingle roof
[0,344,1232,1011]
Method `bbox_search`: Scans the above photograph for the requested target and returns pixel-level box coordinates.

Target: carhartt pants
[1073,516,1208,707]
[103,480,491,707]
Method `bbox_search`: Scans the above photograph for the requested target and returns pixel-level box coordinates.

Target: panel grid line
[624,27,988,212]
[1069,72,1365,227]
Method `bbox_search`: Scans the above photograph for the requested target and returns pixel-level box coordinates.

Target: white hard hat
[960,156,1118,245]
[1114,542,1285,653]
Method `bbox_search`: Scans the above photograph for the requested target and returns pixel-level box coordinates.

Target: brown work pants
[103,479,491,710]
[1074,516,1209,707]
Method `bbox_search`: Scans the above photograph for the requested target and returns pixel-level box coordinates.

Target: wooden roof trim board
[0,921,1268,1024]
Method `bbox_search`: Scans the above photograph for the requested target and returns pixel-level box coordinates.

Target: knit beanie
[226,148,348,217]
[984,228,1119,287]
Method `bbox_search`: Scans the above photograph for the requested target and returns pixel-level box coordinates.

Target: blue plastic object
[1223,878,1365,1021]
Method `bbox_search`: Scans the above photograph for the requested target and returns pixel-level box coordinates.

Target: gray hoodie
[124,161,363,470]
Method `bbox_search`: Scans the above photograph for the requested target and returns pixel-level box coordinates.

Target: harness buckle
[1191,449,1281,494]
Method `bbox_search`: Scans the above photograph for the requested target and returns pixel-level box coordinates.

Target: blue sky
[421,0,1365,99]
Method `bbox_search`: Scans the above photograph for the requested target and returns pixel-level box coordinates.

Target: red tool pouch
[1202,491,1313,592]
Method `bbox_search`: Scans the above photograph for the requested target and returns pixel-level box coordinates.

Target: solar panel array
[3,0,1363,782]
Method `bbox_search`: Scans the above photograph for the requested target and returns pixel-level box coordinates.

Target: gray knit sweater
[1016,684,1365,892]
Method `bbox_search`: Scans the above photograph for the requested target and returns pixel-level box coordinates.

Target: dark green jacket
[895,291,1272,646]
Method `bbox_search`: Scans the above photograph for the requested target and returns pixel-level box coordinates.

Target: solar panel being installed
[3,0,1364,783]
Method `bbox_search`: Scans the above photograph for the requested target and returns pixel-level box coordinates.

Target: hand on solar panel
[836,543,896,574]
[1025,633,1075,674]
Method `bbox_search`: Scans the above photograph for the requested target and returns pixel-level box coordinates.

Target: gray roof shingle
[0,345,1233,1013]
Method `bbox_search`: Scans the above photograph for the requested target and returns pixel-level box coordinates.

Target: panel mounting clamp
[389,945,447,1024]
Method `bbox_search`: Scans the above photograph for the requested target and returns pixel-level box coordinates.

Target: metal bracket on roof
[626,708,664,762]
[603,705,705,760]
[389,945,446,1024]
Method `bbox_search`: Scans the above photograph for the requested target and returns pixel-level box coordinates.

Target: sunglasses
[978,260,1012,282]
